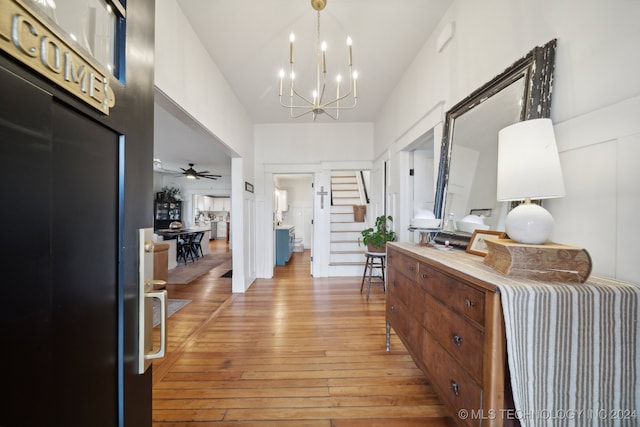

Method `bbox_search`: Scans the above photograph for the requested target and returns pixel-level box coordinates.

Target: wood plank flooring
[152,241,455,426]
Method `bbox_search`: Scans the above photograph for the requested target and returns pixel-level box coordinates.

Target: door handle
[138,228,169,374]
[144,290,168,361]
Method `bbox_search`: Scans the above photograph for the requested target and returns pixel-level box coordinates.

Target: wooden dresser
[386,242,640,427]
[386,242,510,427]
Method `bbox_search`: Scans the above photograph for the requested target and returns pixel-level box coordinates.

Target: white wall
[253,122,374,277]
[375,0,640,282]
[155,0,256,291]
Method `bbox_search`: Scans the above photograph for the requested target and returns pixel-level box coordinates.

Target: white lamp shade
[497,118,565,201]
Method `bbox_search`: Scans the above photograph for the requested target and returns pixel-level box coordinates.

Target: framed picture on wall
[466,230,506,256]
[245,182,254,193]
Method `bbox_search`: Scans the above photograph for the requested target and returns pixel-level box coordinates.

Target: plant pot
[353,205,366,222]
[367,242,386,253]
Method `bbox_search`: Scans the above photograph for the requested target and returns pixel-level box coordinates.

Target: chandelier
[278,0,358,120]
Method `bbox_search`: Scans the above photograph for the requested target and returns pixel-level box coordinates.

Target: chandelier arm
[290,86,316,105]
[322,109,338,120]
[322,102,358,111]
[280,97,327,110]
[322,89,355,107]
[318,80,328,105]
[290,109,318,119]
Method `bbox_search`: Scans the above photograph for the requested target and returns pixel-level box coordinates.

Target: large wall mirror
[433,39,556,245]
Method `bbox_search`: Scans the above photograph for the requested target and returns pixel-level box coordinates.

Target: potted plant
[361,215,396,253]
[159,186,181,201]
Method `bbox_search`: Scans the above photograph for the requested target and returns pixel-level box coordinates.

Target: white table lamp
[497,118,565,244]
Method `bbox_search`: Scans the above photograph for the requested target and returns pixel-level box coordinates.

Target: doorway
[273,174,314,274]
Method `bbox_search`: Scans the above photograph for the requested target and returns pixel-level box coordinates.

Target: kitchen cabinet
[211,197,230,211]
[275,226,295,265]
[276,190,288,212]
[204,196,214,211]
[194,195,203,211]
[210,222,217,240]
[216,221,228,240]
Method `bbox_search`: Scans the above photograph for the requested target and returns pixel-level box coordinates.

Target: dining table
[154,227,210,263]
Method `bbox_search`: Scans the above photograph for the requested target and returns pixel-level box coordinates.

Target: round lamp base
[505,203,554,244]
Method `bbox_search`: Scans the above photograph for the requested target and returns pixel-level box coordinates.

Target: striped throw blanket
[391,243,640,426]
[498,277,640,427]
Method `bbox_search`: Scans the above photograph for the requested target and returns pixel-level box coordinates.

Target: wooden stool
[360,251,386,301]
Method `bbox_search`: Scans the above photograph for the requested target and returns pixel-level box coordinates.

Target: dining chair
[191,232,204,258]
[177,233,197,263]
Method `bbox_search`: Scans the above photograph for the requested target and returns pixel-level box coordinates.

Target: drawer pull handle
[407,265,415,271]
[464,298,475,307]
[420,273,428,279]
[450,381,460,396]
[452,334,462,346]
[390,305,395,313]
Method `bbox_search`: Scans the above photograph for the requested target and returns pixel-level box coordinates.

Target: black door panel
[1,64,119,427]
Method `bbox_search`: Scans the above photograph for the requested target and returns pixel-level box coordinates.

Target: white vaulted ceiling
[154,0,453,175]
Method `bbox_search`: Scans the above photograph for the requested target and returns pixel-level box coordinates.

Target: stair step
[332,183,359,191]
[331,177,358,184]
[333,197,362,205]
[330,253,367,263]
[333,190,360,198]
[331,230,363,240]
[331,205,357,214]
[329,261,366,267]
[331,212,356,220]
[331,222,365,232]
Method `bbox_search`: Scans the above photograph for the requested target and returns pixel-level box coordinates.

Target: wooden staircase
[328,172,368,276]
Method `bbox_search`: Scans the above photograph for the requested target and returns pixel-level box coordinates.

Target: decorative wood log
[483,238,592,283]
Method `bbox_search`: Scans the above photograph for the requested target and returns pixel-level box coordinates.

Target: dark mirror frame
[433,39,557,225]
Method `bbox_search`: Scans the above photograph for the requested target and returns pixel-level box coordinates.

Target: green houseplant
[361,215,396,253]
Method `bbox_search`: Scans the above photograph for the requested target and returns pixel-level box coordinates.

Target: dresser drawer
[422,329,482,427]
[387,266,425,314]
[388,249,418,282]
[418,263,485,325]
[421,293,484,383]
[386,294,424,360]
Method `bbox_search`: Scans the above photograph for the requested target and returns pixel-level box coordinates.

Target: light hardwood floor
[152,240,455,426]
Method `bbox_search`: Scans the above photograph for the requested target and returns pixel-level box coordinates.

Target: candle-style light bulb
[289,33,295,64]
[278,69,285,96]
[321,41,327,74]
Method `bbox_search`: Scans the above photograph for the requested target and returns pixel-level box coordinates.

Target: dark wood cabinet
[154,199,182,230]
[386,243,508,427]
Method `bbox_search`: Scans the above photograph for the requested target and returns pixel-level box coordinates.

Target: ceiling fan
[179,163,221,180]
